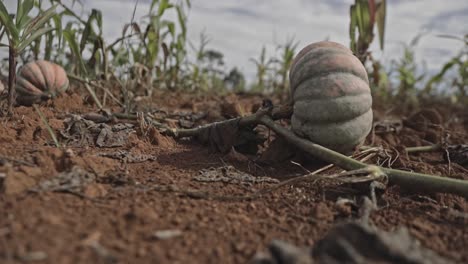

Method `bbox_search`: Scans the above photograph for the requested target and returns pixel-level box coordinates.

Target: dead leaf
[61,115,134,148]
[98,150,157,163]
[444,145,468,168]
[32,166,96,193]
[194,166,279,185]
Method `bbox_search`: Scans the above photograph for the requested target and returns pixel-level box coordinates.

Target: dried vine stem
[143,167,381,202]
[164,104,292,139]
[168,107,468,198]
[258,116,468,198]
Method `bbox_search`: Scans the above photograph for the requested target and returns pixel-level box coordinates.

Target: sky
[3,0,468,82]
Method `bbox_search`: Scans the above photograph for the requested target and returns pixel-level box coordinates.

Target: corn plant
[19,1,64,63]
[349,0,386,62]
[391,35,426,109]
[425,34,467,103]
[0,0,57,113]
[271,37,298,97]
[250,46,273,93]
[186,31,211,90]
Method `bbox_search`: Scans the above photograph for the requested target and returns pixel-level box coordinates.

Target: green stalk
[406,144,440,153]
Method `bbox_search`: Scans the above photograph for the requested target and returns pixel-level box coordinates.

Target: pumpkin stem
[7,46,17,114]
[258,115,468,199]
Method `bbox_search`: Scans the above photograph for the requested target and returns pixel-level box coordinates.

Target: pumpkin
[16,60,69,106]
[289,41,373,154]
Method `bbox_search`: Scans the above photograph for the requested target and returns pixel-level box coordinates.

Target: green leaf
[23,5,57,38]
[158,0,173,16]
[16,0,34,27]
[92,9,103,33]
[375,0,386,50]
[359,1,371,37]
[17,15,32,30]
[18,26,55,53]
[0,1,19,41]
[355,1,364,34]
[52,14,63,48]
[349,4,357,52]
[426,58,458,88]
[176,6,187,35]
[63,29,87,75]
[150,0,160,12]
[161,20,175,37]
[80,19,93,52]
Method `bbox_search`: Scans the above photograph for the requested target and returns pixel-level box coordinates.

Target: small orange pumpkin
[16,60,69,106]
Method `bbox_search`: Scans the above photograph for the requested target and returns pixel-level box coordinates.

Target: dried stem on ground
[166,106,468,198]
[144,167,382,202]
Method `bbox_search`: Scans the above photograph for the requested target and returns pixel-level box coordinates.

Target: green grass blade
[349,4,357,52]
[158,0,173,16]
[63,29,87,75]
[34,104,61,148]
[18,27,55,53]
[150,0,159,12]
[16,0,34,27]
[23,5,57,38]
[52,14,63,48]
[0,1,19,40]
[375,0,386,50]
[176,6,187,35]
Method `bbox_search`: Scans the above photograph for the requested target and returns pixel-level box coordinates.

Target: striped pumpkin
[16,60,69,106]
[289,41,373,154]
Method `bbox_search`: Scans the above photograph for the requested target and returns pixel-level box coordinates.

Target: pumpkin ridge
[293,93,372,123]
[53,64,69,93]
[293,71,370,98]
[291,109,373,152]
[291,41,353,71]
[291,50,357,79]
[21,63,47,91]
[52,64,59,96]
[292,69,369,95]
[16,77,44,96]
[290,53,368,90]
[292,72,370,99]
[37,60,55,92]
[290,48,352,75]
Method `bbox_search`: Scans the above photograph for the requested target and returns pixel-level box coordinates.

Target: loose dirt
[0,90,467,263]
